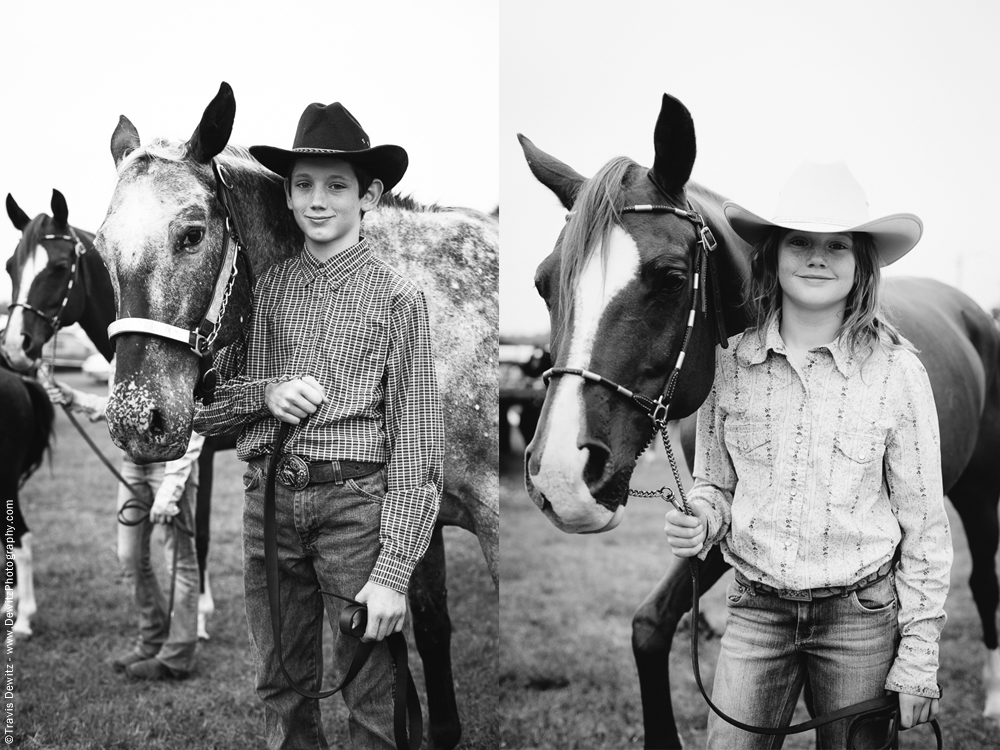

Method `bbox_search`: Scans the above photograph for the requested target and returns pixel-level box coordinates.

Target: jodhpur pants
[116,456,200,673]
[242,458,396,750]
[707,575,899,749]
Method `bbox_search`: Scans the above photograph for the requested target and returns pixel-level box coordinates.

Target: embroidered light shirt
[192,239,444,593]
[689,318,952,698]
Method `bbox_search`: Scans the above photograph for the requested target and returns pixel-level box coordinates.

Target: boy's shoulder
[364,254,425,305]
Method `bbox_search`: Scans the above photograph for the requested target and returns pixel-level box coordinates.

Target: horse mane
[558,156,639,326]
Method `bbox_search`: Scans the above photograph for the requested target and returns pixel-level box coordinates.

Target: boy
[194,102,443,749]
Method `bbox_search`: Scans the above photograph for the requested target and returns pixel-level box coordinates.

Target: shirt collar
[297,238,372,288]
[735,315,859,378]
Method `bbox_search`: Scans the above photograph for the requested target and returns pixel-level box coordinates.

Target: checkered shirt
[193,239,444,592]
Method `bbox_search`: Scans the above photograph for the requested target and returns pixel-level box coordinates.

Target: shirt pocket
[832,430,886,500]
[724,424,774,487]
[324,316,388,398]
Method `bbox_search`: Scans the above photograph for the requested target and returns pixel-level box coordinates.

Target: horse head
[96,82,268,463]
[521,93,749,534]
[3,190,92,371]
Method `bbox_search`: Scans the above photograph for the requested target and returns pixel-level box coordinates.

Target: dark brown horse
[0,365,54,638]
[521,93,1000,747]
[95,83,497,750]
[3,191,235,639]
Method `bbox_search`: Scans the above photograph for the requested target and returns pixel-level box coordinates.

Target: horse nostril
[583,441,611,485]
[20,332,33,354]
[148,409,165,437]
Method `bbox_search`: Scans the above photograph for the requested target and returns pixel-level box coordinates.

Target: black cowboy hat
[250,102,408,191]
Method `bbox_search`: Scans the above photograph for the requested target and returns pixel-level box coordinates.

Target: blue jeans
[116,456,200,673]
[242,458,396,750]
[707,574,899,749]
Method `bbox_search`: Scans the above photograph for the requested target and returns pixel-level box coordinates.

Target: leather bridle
[106,159,254,405]
[7,226,87,334]
[542,181,726,463]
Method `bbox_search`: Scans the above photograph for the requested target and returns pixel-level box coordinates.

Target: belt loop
[332,460,344,485]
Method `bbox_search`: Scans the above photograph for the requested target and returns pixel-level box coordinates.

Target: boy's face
[286,157,382,255]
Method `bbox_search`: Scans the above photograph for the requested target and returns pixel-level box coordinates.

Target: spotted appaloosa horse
[95,83,497,750]
[3,190,233,640]
[520,93,1000,747]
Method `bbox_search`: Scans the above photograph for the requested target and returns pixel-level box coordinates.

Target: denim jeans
[707,574,899,749]
[116,456,200,673]
[242,458,396,750]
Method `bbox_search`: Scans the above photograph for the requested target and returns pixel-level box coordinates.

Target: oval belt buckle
[277,454,310,490]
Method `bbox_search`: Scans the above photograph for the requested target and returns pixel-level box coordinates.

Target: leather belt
[734,561,893,602]
[275,455,384,491]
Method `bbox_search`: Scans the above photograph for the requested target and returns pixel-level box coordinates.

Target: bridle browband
[106,159,254,405]
[6,226,87,334]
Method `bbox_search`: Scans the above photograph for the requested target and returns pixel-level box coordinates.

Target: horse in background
[95,82,497,750]
[0,367,54,638]
[3,191,231,639]
[520,92,1000,747]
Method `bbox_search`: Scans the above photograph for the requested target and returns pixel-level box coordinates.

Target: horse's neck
[688,185,753,339]
[75,230,116,361]
[228,160,303,276]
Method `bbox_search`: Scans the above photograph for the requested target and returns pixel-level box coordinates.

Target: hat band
[773,215,864,229]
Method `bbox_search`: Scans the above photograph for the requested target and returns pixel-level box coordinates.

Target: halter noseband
[542,196,723,438]
[7,226,87,333]
[106,159,254,404]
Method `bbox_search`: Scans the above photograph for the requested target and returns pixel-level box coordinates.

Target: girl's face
[777,230,856,315]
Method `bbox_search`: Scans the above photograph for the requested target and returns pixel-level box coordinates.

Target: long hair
[557,156,637,341]
[743,228,910,361]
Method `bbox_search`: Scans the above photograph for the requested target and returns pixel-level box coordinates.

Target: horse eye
[182,228,205,248]
[659,273,687,294]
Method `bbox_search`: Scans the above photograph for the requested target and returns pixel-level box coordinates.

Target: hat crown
[293,102,371,152]
[772,161,870,230]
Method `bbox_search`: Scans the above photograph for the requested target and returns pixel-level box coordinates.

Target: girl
[664,161,952,748]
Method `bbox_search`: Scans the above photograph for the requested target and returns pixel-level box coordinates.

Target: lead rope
[264,421,422,750]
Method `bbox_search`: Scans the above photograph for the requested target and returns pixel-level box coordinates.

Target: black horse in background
[3,190,236,639]
[0,366,54,636]
[520,93,1000,747]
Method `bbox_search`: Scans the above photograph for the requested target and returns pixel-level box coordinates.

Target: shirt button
[795,436,803,444]
[790,489,797,497]
[857,451,867,459]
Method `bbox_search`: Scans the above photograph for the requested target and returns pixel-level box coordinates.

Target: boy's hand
[265,376,326,424]
[43,380,74,406]
[664,505,707,558]
[896,692,938,729]
[354,581,406,642]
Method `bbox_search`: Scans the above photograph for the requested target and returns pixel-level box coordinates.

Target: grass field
[500,430,1000,749]
[6,372,498,749]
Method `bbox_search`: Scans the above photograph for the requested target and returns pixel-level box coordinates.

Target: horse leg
[632,546,730,750]
[12,532,36,638]
[409,523,461,750]
[950,482,1000,720]
[195,442,215,640]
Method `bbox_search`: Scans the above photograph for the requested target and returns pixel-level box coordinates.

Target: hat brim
[723,202,923,267]
[249,144,409,192]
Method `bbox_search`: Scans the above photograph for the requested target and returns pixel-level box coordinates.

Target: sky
[500,1,1000,335]
[0,0,498,306]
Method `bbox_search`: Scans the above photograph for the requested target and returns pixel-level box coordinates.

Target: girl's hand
[664,505,707,557]
[896,692,938,729]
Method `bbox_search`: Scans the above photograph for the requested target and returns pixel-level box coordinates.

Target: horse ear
[112,115,141,167]
[6,194,30,231]
[650,93,696,194]
[518,134,586,210]
[186,81,236,164]
[51,189,68,228]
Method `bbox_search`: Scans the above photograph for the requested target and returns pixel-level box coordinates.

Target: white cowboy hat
[723,161,923,266]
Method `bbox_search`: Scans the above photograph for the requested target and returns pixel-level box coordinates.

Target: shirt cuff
[884,638,941,699]
[369,551,417,595]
